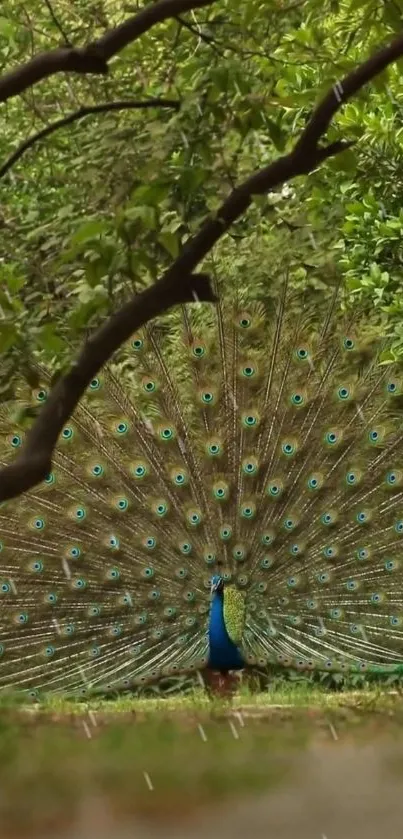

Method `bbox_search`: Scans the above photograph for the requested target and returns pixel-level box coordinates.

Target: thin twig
[0,98,181,178]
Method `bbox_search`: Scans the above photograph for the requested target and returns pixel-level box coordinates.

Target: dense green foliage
[1,0,403,401]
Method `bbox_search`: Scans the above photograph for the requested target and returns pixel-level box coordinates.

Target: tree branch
[0,98,181,179]
[0,0,217,104]
[2,32,403,502]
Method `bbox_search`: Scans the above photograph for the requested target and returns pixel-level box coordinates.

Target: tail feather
[1,279,403,696]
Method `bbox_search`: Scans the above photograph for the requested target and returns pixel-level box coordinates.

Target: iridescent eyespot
[266,480,283,497]
[287,575,300,588]
[31,560,43,573]
[260,556,273,569]
[89,378,101,390]
[116,421,129,435]
[10,434,22,448]
[159,427,174,440]
[36,389,48,401]
[62,427,73,440]
[187,509,202,526]
[242,458,258,475]
[142,378,157,393]
[172,470,187,486]
[346,470,361,486]
[179,541,192,555]
[239,316,251,329]
[337,386,350,400]
[213,484,227,500]
[32,517,45,530]
[342,337,355,350]
[240,502,255,519]
[44,472,55,485]
[242,413,259,428]
[290,392,304,406]
[295,347,308,360]
[91,464,104,477]
[241,365,256,378]
[386,380,400,395]
[191,342,206,359]
[281,441,296,456]
[131,336,143,351]
[324,429,341,446]
[220,525,232,540]
[385,559,399,572]
[323,545,337,558]
[73,577,86,590]
[201,391,214,404]
[207,442,221,456]
[261,531,275,546]
[321,512,336,526]
[385,470,402,487]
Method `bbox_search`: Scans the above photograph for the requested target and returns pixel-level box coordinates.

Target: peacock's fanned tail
[2,281,403,697]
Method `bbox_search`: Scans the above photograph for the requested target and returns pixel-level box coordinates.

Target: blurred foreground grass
[1,683,403,838]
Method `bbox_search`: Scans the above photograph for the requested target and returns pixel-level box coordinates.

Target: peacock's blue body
[208,579,245,672]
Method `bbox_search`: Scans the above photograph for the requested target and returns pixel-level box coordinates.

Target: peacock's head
[210,574,224,595]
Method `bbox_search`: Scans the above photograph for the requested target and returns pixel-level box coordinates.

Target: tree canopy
[1,0,403,500]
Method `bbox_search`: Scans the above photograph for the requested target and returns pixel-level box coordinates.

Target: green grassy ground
[1,684,403,838]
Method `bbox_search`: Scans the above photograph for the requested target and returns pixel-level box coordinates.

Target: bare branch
[0,98,181,178]
[0,0,217,104]
[43,0,72,47]
[0,274,216,501]
[1,32,403,502]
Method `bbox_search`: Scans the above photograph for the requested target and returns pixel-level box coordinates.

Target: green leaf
[71,220,110,245]
[0,323,17,352]
[158,231,180,259]
[36,325,65,355]
[266,119,287,151]
[329,148,357,172]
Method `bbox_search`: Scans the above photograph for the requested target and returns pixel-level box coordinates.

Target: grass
[3,679,401,717]
[1,682,403,837]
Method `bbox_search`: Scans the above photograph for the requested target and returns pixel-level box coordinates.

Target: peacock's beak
[211,580,219,593]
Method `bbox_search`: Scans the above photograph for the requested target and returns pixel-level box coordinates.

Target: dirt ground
[25,736,403,839]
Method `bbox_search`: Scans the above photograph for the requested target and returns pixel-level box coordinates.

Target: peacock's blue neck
[208,590,245,672]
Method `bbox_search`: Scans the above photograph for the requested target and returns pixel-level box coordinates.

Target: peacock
[2,275,403,699]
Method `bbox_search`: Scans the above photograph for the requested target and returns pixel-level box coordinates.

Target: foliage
[1,0,403,404]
